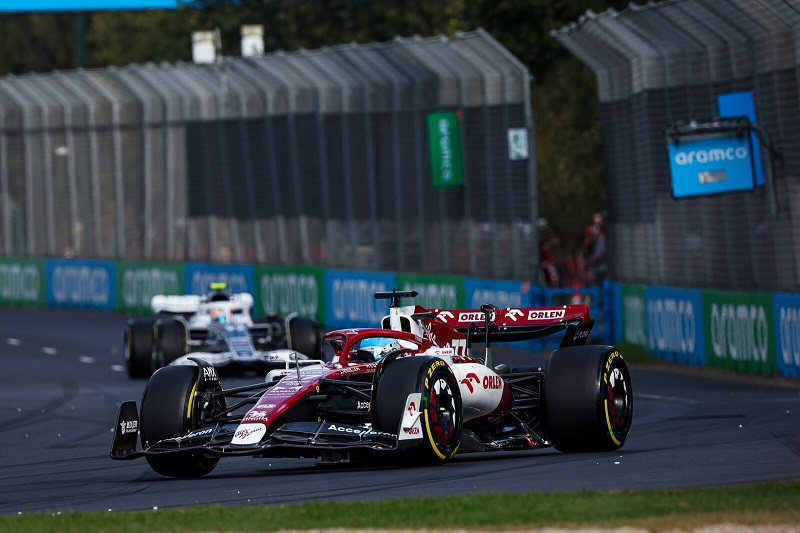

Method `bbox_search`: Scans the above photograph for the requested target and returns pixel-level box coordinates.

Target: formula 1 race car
[111,290,632,477]
[123,283,321,379]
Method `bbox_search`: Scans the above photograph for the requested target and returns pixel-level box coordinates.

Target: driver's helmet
[359,337,402,361]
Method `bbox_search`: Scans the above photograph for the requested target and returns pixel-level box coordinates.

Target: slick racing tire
[543,345,632,452]
[373,356,462,466]
[287,316,322,359]
[124,319,154,379]
[151,319,186,374]
[139,365,223,477]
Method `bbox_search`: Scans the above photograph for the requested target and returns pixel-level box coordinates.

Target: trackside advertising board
[116,261,183,315]
[0,258,45,307]
[466,278,527,309]
[184,263,253,296]
[397,273,465,310]
[646,286,705,367]
[703,291,774,376]
[620,284,646,349]
[256,265,324,324]
[667,133,756,198]
[325,269,396,329]
[46,259,116,309]
[773,293,800,379]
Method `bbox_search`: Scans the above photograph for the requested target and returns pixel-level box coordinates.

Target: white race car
[123,283,322,378]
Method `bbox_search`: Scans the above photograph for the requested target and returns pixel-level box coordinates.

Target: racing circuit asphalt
[1,307,800,515]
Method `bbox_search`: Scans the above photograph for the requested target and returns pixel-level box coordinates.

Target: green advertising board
[117,261,183,315]
[0,258,45,307]
[397,273,465,310]
[703,290,775,376]
[427,110,465,187]
[620,284,646,348]
[256,265,324,325]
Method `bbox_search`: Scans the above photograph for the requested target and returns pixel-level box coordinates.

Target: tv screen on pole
[0,0,181,10]
[666,120,757,199]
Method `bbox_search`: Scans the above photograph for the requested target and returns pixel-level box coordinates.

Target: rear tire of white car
[543,345,633,452]
[287,316,321,358]
[140,365,221,477]
[124,319,153,379]
[373,356,463,466]
[151,319,186,374]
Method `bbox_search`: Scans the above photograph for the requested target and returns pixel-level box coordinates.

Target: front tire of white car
[151,319,187,374]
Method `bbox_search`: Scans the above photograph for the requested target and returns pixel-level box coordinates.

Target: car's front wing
[111,401,400,462]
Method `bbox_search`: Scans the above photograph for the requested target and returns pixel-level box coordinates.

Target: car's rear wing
[423,304,594,366]
[151,293,254,315]
[151,294,203,315]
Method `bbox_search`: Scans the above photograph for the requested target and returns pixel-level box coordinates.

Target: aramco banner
[427,111,465,188]
[0,258,44,307]
[703,291,774,376]
[667,133,756,198]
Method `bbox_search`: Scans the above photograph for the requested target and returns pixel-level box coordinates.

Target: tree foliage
[0,0,636,253]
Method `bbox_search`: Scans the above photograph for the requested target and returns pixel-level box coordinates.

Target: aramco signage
[665,117,757,199]
[427,111,465,188]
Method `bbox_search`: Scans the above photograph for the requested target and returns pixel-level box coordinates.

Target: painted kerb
[0,258,45,307]
[116,261,183,315]
[703,291,775,376]
[256,265,324,324]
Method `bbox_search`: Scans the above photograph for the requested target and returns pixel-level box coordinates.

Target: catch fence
[0,29,536,281]
[553,0,800,292]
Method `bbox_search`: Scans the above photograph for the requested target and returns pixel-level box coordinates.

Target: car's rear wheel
[543,345,632,452]
[124,319,153,379]
[139,365,222,477]
[373,356,462,465]
[151,319,186,373]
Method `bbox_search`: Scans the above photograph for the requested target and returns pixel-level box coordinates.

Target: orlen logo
[458,312,495,322]
[528,309,565,320]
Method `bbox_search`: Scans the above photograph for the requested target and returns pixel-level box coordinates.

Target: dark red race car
[111,290,632,477]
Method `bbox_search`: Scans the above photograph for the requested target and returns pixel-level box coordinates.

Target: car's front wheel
[139,365,222,477]
[373,356,462,465]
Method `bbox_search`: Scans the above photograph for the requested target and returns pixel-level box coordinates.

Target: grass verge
[3,480,800,533]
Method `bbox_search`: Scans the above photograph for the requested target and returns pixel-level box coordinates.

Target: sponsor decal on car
[527,309,565,320]
[231,423,266,445]
[119,420,138,435]
[167,427,214,442]
[325,424,395,438]
[399,393,423,441]
[202,367,219,381]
